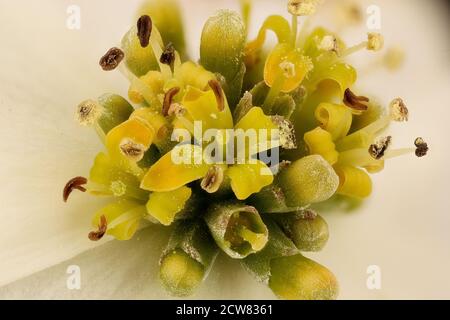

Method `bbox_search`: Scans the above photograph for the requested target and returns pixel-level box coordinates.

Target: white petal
[0,226,273,299]
[0,0,449,300]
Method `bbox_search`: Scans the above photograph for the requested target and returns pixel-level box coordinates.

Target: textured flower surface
[0,0,449,300]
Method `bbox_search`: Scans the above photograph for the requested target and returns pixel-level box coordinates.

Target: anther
[162,87,181,116]
[88,215,107,241]
[63,177,88,202]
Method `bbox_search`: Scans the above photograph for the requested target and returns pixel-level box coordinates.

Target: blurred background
[0,0,449,299]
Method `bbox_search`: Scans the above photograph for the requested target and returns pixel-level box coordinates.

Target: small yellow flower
[140,90,277,200]
[264,44,313,93]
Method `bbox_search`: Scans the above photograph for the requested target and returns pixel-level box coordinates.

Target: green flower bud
[242,219,337,300]
[205,202,268,259]
[200,10,246,107]
[278,155,339,207]
[76,94,134,140]
[269,254,339,300]
[247,81,297,117]
[121,25,160,77]
[243,49,268,92]
[160,250,205,297]
[274,210,329,252]
[138,0,186,57]
[242,218,299,283]
[249,184,296,214]
[159,220,218,297]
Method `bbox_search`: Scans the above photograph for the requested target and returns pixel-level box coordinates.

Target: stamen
[76,100,103,126]
[414,137,429,157]
[272,116,297,149]
[160,43,176,66]
[208,79,225,112]
[288,0,320,16]
[279,61,296,78]
[389,98,409,122]
[339,41,367,57]
[162,87,181,116]
[88,215,107,241]
[99,47,125,71]
[167,103,186,118]
[63,176,88,202]
[367,32,384,51]
[201,165,224,193]
[319,35,339,54]
[369,136,392,160]
[119,138,146,162]
[343,88,369,111]
[137,15,153,48]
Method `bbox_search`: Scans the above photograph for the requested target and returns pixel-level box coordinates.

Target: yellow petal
[146,186,192,226]
[130,107,169,144]
[140,145,211,192]
[264,43,313,93]
[334,165,372,198]
[182,86,233,131]
[306,62,357,97]
[315,103,353,141]
[177,61,215,90]
[227,161,274,200]
[105,118,155,161]
[128,70,164,105]
[234,107,278,155]
[88,152,147,201]
[304,127,339,165]
[234,107,277,132]
[245,15,291,61]
[92,199,146,241]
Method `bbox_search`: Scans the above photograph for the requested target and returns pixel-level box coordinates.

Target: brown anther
[389,98,409,122]
[201,166,224,193]
[160,43,176,66]
[119,139,146,162]
[208,79,225,112]
[343,88,369,111]
[99,47,125,71]
[414,137,429,158]
[88,215,107,241]
[162,87,181,116]
[76,100,103,126]
[137,15,153,48]
[369,136,392,160]
[63,176,88,202]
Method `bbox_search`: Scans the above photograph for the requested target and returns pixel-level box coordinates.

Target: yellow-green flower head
[64,0,428,301]
[140,87,277,201]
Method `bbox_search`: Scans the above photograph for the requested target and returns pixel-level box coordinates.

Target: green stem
[263,75,285,112]
[291,15,298,48]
